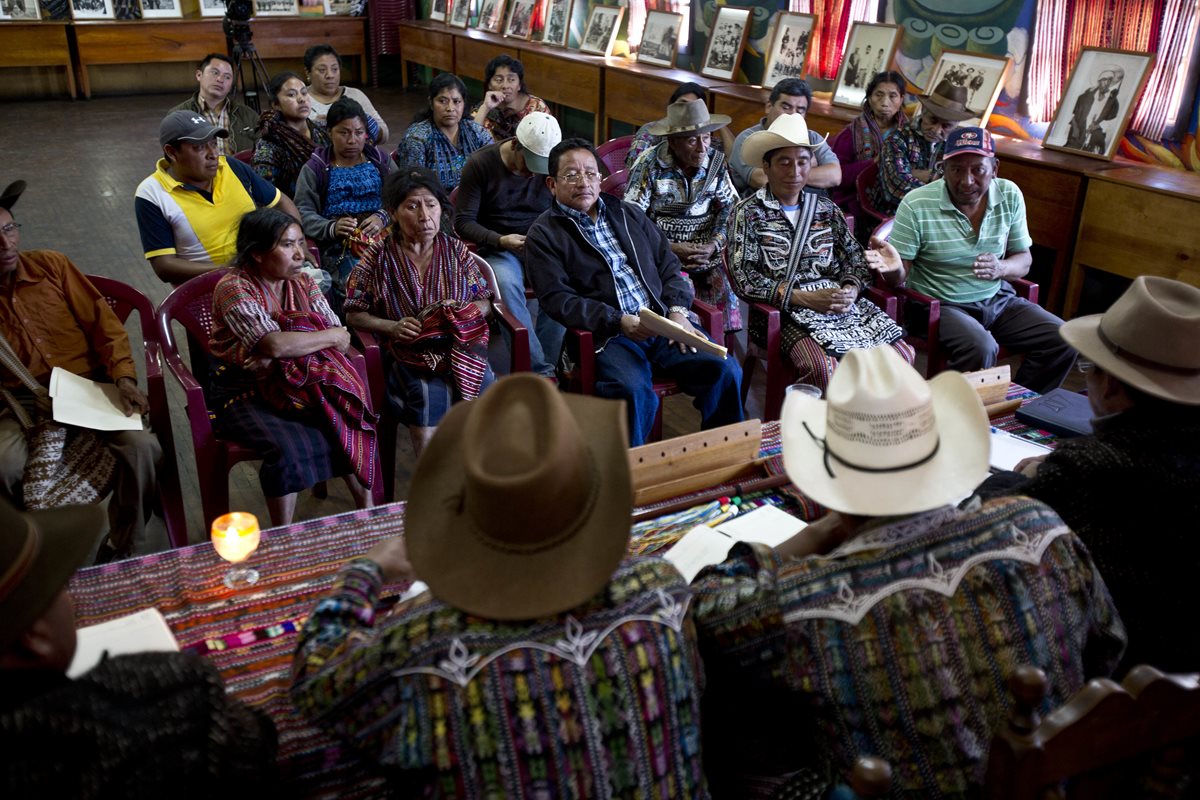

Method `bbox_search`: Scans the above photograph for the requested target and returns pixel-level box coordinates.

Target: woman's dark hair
[382,167,450,216]
[326,98,369,132]
[235,208,298,269]
[268,71,305,105]
[304,44,340,72]
[484,54,527,94]
[414,72,469,124]
[861,71,908,116]
[670,82,707,104]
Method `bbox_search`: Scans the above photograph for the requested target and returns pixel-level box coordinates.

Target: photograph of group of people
[761,12,816,88]
[831,22,901,107]
[700,6,750,80]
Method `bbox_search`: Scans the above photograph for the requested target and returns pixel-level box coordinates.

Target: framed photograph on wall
[921,49,1012,127]
[1043,47,1155,162]
[253,0,298,14]
[539,0,571,46]
[448,0,470,27]
[831,22,900,109]
[761,11,816,88]
[700,5,750,81]
[475,0,506,32]
[68,0,114,19]
[0,0,42,20]
[138,0,180,17]
[503,0,536,39]
[429,0,446,22]
[578,4,622,56]
[637,10,683,68]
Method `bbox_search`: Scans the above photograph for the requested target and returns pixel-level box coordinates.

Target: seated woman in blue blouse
[392,73,494,192]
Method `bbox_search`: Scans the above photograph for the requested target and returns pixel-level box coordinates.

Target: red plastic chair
[561,298,724,443]
[232,149,254,164]
[156,269,380,528]
[595,135,634,175]
[600,169,629,197]
[353,252,530,501]
[87,275,188,548]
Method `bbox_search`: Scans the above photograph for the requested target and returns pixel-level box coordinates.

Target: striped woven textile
[391,302,490,402]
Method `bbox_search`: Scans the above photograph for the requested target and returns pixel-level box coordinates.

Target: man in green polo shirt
[867,127,1074,393]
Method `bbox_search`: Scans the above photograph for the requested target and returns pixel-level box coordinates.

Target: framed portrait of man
[475,0,506,32]
[1043,47,1156,162]
[578,4,622,56]
[637,10,683,68]
[761,12,817,88]
[831,22,901,109]
[0,0,42,19]
[919,50,1011,127]
[503,0,536,38]
[447,0,470,27]
[700,6,750,81]
[539,0,571,46]
[429,0,446,22]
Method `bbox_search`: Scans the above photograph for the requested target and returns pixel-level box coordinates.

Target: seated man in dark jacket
[0,499,277,795]
[525,137,744,445]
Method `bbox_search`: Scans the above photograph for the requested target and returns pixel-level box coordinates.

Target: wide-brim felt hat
[781,347,990,516]
[1060,275,1200,405]
[0,180,25,212]
[646,97,731,137]
[918,84,975,122]
[405,374,633,621]
[740,112,827,168]
[0,498,105,647]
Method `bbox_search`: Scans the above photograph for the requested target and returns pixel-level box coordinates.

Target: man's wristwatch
[668,305,690,317]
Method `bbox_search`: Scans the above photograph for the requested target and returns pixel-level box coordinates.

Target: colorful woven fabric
[293,557,709,798]
[392,303,490,401]
[871,120,944,218]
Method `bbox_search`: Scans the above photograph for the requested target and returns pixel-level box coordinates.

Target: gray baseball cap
[159,110,229,148]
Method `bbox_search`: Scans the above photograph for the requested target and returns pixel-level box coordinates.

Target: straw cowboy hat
[1060,275,1200,405]
[781,347,989,516]
[918,83,975,122]
[0,498,105,646]
[740,112,827,167]
[405,374,632,620]
[646,97,731,137]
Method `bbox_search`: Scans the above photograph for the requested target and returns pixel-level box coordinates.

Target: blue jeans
[485,250,565,377]
[594,334,744,446]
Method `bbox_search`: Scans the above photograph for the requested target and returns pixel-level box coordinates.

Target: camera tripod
[224,17,271,113]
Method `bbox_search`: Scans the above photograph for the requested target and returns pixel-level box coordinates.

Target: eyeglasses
[0,222,20,238]
[1076,359,1096,374]
[557,170,601,185]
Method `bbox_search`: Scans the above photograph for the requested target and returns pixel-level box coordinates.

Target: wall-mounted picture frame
[429,0,446,22]
[0,0,42,20]
[503,0,536,39]
[198,0,225,16]
[253,0,298,14]
[637,10,683,68]
[447,0,470,27]
[138,0,180,18]
[761,12,816,88]
[475,0,506,33]
[578,4,622,56]
[700,6,751,81]
[68,0,114,19]
[831,22,901,109]
[921,49,1012,128]
[1043,46,1155,162]
[539,0,571,47]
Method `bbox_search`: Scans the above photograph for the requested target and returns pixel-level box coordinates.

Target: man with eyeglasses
[729,78,841,196]
[0,181,166,558]
[525,138,743,446]
[169,53,257,156]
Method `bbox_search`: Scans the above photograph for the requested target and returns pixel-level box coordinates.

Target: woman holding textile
[470,55,550,142]
[346,168,494,455]
[829,71,909,221]
[728,114,913,391]
[625,98,742,331]
[210,208,376,526]
[252,71,331,199]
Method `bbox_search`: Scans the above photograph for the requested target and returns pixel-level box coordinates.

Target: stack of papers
[989,427,1052,472]
[50,367,144,432]
[663,505,806,582]
[68,607,179,678]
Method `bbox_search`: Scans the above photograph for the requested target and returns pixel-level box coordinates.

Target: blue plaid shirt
[392,119,494,191]
[557,197,652,316]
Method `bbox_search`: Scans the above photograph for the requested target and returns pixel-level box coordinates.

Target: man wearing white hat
[691,346,1124,797]
[729,78,841,196]
[996,275,1200,675]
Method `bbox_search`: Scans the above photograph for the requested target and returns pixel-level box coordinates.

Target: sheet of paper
[49,367,144,432]
[989,428,1052,472]
[663,524,736,583]
[715,504,807,548]
[68,607,180,678]
[637,309,728,359]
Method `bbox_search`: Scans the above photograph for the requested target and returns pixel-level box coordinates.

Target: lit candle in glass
[211,511,261,589]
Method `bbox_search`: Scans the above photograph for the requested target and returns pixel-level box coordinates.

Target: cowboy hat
[0,498,105,646]
[740,112,827,168]
[645,98,731,137]
[405,374,632,620]
[918,84,975,122]
[0,180,25,212]
[1059,275,1200,405]
[781,347,989,516]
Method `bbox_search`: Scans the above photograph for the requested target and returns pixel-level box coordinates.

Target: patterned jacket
[871,120,944,217]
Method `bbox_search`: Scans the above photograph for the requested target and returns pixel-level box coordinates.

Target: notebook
[1015,389,1094,438]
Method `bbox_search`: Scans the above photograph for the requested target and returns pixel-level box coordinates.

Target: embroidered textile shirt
[209,270,339,368]
[692,496,1126,799]
[292,556,710,799]
[624,142,737,253]
[871,120,945,217]
[731,118,837,194]
[557,197,652,316]
[392,118,495,191]
[889,177,1033,304]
